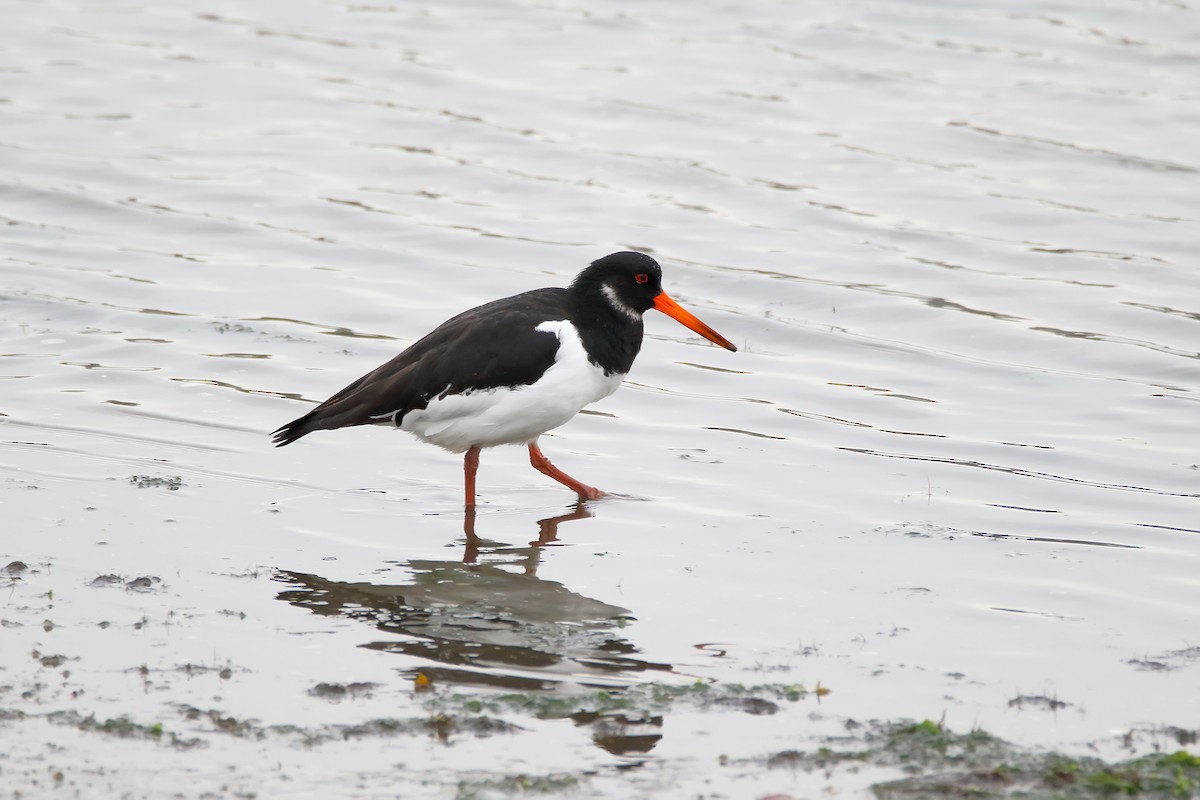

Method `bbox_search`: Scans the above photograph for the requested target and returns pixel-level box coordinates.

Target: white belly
[399,320,624,453]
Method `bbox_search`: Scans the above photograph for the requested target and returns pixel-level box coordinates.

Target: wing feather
[271,288,568,445]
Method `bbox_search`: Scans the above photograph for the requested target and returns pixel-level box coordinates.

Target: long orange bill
[652,292,738,352]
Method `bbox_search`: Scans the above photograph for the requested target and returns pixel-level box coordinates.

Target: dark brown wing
[271,288,568,445]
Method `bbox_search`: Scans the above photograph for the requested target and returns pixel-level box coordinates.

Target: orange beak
[652,292,737,352]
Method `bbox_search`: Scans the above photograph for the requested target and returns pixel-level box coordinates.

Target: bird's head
[575,251,737,351]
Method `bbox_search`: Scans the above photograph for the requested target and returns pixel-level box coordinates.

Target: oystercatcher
[272,251,736,506]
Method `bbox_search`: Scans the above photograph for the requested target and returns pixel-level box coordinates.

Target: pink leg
[464,445,481,508]
[528,441,605,501]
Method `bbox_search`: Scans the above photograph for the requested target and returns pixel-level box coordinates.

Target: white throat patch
[601,284,641,321]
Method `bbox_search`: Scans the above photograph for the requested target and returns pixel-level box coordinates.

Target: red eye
[635,273,649,284]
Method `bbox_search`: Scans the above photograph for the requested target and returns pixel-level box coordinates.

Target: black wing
[271,288,568,445]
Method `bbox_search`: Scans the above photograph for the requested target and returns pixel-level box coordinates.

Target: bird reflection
[274,503,671,755]
[461,502,593,566]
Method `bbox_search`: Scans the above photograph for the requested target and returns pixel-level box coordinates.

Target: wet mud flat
[3,575,1198,800]
[2,472,1198,800]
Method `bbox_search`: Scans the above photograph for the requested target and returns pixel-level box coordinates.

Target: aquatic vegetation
[746,719,1200,799]
[128,475,184,491]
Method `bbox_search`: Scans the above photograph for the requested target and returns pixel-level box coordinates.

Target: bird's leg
[463,445,481,509]
[527,441,606,501]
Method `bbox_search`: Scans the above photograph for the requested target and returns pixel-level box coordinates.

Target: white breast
[399,320,624,453]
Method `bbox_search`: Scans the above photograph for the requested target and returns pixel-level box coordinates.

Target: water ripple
[842,447,1199,498]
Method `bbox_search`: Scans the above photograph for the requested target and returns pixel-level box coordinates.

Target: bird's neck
[570,289,643,376]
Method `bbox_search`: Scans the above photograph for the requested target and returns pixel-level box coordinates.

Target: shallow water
[2,0,1199,797]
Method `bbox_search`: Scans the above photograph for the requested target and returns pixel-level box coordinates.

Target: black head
[571,251,664,317]
[571,250,738,352]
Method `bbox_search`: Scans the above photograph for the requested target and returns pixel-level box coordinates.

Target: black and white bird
[272,251,737,506]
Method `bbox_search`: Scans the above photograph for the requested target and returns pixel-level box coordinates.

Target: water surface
[2,0,1199,797]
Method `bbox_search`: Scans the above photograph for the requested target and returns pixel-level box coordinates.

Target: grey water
[2,1,1198,797]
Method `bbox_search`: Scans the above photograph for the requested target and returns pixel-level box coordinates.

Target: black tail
[270,413,315,447]
[269,354,415,447]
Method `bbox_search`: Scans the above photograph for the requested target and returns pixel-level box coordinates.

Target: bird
[271,251,737,507]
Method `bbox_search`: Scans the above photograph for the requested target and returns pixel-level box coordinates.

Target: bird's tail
[270,413,316,447]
